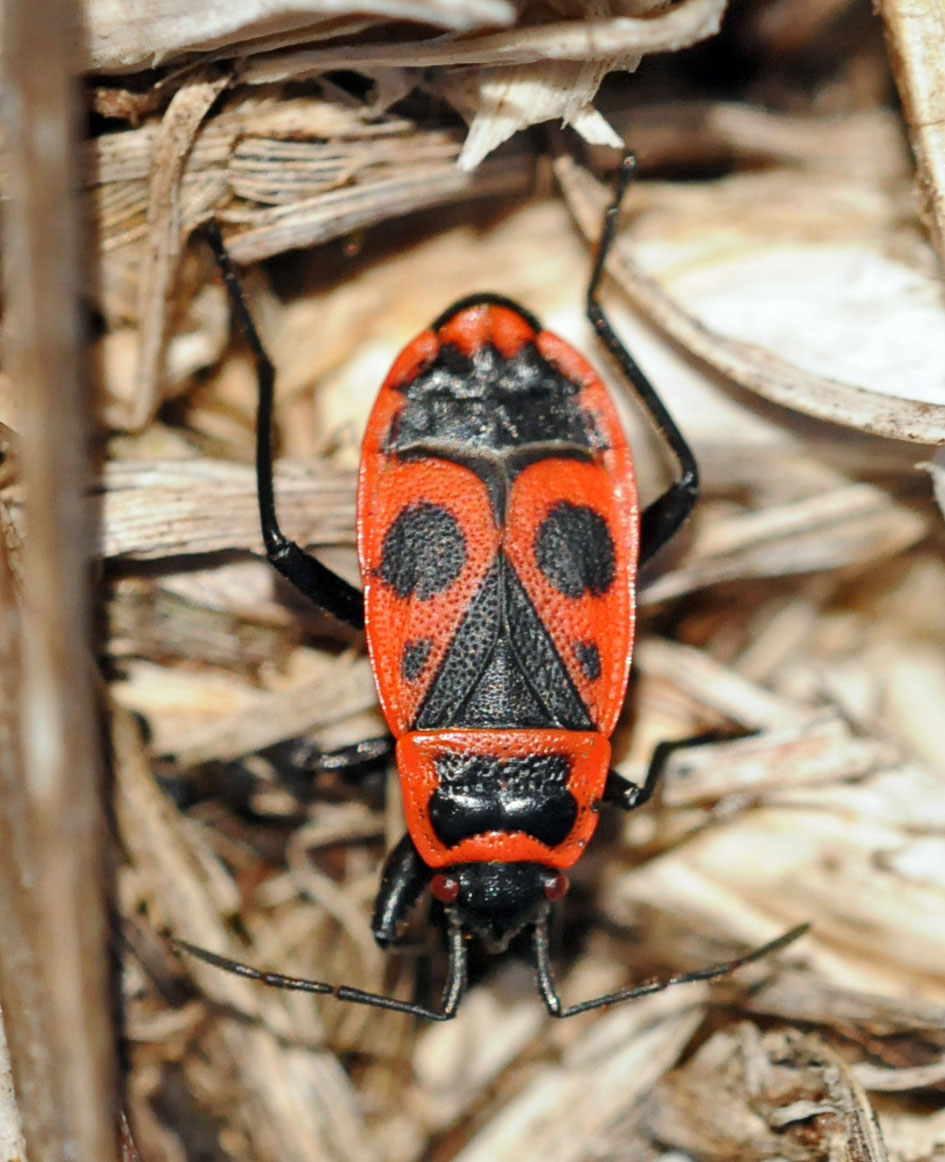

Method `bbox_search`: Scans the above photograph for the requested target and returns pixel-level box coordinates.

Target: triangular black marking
[413,555,592,731]
[504,563,592,729]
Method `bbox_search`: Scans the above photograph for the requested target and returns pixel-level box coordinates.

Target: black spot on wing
[377,502,465,600]
[401,637,433,682]
[574,641,602,682]
[534,502,615,598]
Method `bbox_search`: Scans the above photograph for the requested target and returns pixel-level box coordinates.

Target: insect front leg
[203,224,365,628]
[371,833,430,946]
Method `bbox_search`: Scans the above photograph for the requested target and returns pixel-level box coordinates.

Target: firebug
[183,156,806,1019]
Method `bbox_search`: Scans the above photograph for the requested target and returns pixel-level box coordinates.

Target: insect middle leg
[601,732,732,813]
[274,733,395,785]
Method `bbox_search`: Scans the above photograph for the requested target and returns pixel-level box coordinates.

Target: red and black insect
[186,156,804,1019]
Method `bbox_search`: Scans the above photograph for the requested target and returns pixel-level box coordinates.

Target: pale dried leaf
[742,969,945,1033]
[444,61,624,172]
[644,481,929,603]
[855,1052,945,1093]
[629,103,911,183]
[113,652,376,763]
[130,69,231,431]
[880,1107,945,1162]
[622,712,900,808]
[927,447,945,524]
[111,706,377,1162]
[0,1013,26,1162]
[448,996,705,1162]
[63,11,945,1157]
[411,979,544,1130]
[93,457,354,559]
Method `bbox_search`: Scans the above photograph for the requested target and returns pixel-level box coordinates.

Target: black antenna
[177,918,468,1021]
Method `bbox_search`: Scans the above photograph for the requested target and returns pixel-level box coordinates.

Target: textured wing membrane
[359,313,640,738]
[360,455,500,734]
[505,456,637,735]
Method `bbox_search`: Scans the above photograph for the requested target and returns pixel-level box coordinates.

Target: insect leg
[585,155,699,567]
[272,734,394,784]
[602,730,756,813]
[600,738,680,813]
[371,833,431,946]
[203,224,365,628]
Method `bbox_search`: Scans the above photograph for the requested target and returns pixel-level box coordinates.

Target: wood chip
[880,0,945,269]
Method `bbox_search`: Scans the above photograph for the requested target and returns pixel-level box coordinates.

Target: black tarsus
[316,734,395,778]
[264,734,394,786]
[602,738,676,813]
[203,223,365,629]
[533,914,809,1018]
[586,154,699,567]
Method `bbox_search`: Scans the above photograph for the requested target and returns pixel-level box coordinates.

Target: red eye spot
[543,872,569,902]
[431,874,460,903]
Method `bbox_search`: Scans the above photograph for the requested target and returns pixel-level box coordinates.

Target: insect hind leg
[269,734,394,786]
[601,731,736,814]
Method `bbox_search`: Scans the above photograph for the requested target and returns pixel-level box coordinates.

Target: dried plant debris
[81,0,521,73]
[0,1016,26,1162]
[4,2,945,1161]
[74,189,945,1162]
[71,0,945,438]
[87,86,534,428]
[646,1026,889,1162]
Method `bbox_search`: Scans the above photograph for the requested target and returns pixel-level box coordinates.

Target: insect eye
[543,872,569,902]
[431,874,460,903]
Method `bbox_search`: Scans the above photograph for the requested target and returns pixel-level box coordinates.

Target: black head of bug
[431,863,568,952]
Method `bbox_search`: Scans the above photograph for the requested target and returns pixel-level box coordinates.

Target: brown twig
[0,0,118,1158]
